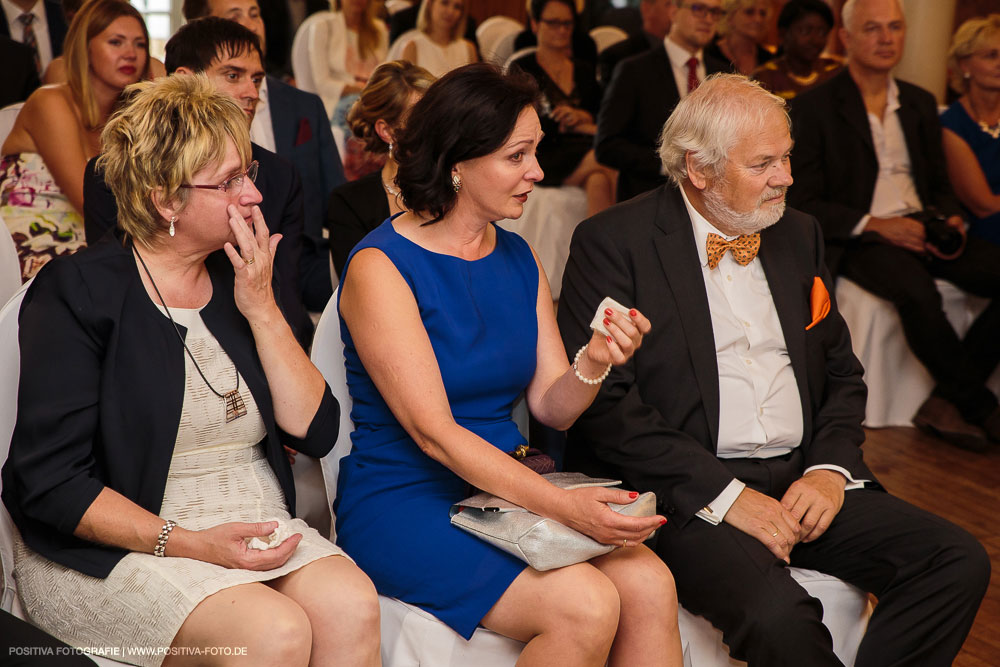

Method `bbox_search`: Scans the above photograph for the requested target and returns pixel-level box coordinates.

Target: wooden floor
[861,426,1000,667]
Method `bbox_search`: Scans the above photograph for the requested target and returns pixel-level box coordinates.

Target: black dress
[326,171,391,279]
[511,53,602,186]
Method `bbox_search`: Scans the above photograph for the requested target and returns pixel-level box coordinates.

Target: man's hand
[780,470,846,543]
[723,487,801,563]
[865,216,926,254]
[925,215,967,260]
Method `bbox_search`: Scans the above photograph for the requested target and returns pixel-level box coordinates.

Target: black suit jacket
[788,69,961,274]
[1,238,339,577]
[557,185,874,526]
[0,35,39,106]
[595,45,729,201]
[596,31,655,86]
[82,143,315,347]
[267,75,345,311]
[326,171,389,279]
[0,0,67,59]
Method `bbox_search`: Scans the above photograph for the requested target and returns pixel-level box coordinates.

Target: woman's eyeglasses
[180,160,259,195]
[539,18,574,29]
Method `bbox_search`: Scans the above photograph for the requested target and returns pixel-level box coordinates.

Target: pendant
[979,121,1000,140]
[223,389,247,422]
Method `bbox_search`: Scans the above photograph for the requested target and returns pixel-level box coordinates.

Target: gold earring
[169,216,176,237]
[452,174,462,192]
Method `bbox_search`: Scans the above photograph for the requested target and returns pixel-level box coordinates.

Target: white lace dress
[13,306,347,667]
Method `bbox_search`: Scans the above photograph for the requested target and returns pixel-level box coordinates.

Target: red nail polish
[629,491,638,499]
[603,317,610,326]
[629,309,638,317]
[660,518,667,525]
[604,308,613,317]
[606,335,613,343]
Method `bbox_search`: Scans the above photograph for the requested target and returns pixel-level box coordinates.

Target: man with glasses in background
[596,0,730,202]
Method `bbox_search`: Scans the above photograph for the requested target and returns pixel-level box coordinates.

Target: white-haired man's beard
[702,180,788,235]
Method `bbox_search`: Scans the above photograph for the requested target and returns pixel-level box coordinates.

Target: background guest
[0,0,68,77]
[1,0,148,280]
[2,74,380,666]
[0,34,40,105]
[328,59,434,278]
[184,0,346,314]
[705,0,773,75]
[513,0,615,216]
[388,0,476,45]
[597,0,672,86]
[399,0,475,78]
[942,14,1000,245]
[752,0,840,100]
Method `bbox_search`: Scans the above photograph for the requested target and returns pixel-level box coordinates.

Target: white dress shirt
[678,187,867,525]
[249,77,276,154]
[852,78,923,235]
[664,36,705,100]
[2,0,53,72]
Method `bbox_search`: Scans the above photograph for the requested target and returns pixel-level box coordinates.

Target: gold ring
[244,255,255,266]
[771,531,779,538]
[622,539,628,548]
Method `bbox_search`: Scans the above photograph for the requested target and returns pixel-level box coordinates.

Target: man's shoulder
[615,44,667,75]
[575,186,672,244]
[895,78,938,110]
[266,76,326,115]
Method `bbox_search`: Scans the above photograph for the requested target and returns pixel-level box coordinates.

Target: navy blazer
[557,185,876,526]
[595,45,730,202]
[1,238,339,578]
[0,35,39,105]
[82,143,315,347]
[0,0,67,59]
[788,69,961,274]
[267,76,345,311]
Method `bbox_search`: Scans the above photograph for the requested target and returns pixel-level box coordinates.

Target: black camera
[910,209,963,256]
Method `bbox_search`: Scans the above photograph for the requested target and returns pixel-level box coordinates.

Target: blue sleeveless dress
[335,218,537,639]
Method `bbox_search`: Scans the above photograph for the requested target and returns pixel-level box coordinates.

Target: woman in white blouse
[399,0,476,78]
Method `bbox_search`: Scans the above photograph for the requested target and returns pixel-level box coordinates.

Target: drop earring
[169,216,176,237]
[388,142,393,157]
[452,174,462,192]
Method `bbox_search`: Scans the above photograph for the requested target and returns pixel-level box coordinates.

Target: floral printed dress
[1,153,86,281]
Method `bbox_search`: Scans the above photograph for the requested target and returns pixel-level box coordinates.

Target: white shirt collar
[679,182,741,269]
[2,0,42,28]
[664,35,703,71]
[885,77,901,115]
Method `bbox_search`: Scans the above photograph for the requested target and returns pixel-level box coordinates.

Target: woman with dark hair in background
[327,59,435,278]
[1,0,149,280]
[334,63,682,666]
[752,0,840,100]
[512,0,616,216]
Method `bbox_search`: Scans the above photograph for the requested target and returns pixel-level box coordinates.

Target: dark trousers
[653,451,990,667]
[839,237,1000,421]
[0,611,95,666]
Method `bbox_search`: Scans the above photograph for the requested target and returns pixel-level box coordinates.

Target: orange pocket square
[805,276,831,330]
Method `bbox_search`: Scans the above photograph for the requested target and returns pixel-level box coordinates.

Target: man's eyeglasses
[539,18,574,29]
[679,2,725,20]
[180,160,259,195]
[742,7,769,19]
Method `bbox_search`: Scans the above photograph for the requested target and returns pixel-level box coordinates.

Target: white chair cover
[386,28,420,62]
[504,46,536,72]
[305,289,872,666]
[835,277,991,427]
[0,103,22,149]
[385,0,412,15]
[497,185,587,300]
[589,25,628,53]
[0,218,21,306]
[476,16,523,65]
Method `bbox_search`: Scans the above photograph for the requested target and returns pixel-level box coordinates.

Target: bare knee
[249,602,312,666]
[329,564,381,639]
[553,566,621,646]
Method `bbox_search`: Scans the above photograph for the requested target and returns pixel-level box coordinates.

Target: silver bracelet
[573,345,612,385]
[153,519,177,557]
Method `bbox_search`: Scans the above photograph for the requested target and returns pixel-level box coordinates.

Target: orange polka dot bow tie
[705,232,761,270]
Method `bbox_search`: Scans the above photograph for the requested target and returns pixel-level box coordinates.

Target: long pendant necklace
[134,247,247,422]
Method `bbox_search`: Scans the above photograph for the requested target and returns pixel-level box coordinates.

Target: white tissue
[246,519,301,550]
[590,296,632,337]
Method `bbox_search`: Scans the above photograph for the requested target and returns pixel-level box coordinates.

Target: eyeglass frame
[677,2,725,20]
[179,160,259,194]
[538,17,574,29]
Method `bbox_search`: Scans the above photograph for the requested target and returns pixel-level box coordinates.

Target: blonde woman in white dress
[399,0,476,77]
[2,75,381,667]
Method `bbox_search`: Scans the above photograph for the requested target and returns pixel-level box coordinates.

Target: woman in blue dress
[942,15,1000,245]
[335,63,683,666]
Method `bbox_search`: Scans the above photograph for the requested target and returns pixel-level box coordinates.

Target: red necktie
[686,56,700,95]
[706,232,761,270]
[19,13,41,75]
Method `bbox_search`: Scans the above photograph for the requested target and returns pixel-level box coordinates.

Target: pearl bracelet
[153,519,177,557]
[573,345,612,385]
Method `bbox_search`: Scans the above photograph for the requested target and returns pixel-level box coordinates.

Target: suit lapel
[758,224,812,441]
[266,77,296,155]
[653,187,721,448]
[834,70,875,157]
[652,46,681,104]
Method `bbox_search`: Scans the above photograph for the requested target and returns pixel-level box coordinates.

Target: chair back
[0,281,30,613]
[0,103,22,149]
[589,25,628,53]
[504,47,537,72]
[476,16,523,64]
[385,0,411,14]
[0,218,21,306]
[291,11,335,96]
[308,287,355,541]
[387,28,420,62]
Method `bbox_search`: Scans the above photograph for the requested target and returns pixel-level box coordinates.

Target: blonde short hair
[947,14,1000,93]
[718,0,769,37]
[65,0,151,130]
[416,0,468,43]
[658,73,789,184]
[98,75,252,244]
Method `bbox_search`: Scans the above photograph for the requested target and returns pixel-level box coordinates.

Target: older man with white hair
[558,72,989,666]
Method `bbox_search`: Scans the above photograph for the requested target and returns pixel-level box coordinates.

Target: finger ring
[244,255,255,266]
[771,531,779,538]
[622,539,628,548]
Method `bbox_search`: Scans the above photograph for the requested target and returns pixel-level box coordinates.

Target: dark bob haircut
[777,0,834,32]
[394,63,540,223]
[529,0,577,23]
[164,17,264,75]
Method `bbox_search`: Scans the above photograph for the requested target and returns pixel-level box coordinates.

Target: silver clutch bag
[449,472,658,571]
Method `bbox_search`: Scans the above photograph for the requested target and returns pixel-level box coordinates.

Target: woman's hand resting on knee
[556,487,666,547]
[171,521,302,570]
